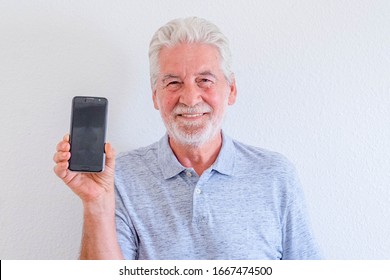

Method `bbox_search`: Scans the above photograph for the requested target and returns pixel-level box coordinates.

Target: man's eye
[164,81,182,89]
[197,79,213,88]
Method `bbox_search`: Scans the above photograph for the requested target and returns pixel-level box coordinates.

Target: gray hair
[148,17,233,89]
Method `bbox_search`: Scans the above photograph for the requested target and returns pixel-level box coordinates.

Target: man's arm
[53,134,124,259]
[80,199,124,259]
[281,164,321,260]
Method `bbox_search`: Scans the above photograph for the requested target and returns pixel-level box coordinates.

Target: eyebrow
[161,71,218,83]
[197,71,217,79]
[161,74,181,85]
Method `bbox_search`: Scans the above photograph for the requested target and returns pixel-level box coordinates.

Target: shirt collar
[158,134,186,179]
[211,131,236,176]
[157,131,236,179]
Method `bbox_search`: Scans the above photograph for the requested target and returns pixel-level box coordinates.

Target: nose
[179,82,203,107]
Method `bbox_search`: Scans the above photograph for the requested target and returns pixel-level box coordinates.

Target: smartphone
[69,96,108,172]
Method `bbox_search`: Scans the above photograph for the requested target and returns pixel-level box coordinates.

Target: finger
[53,161,69,179]
[53,151,71,163]
[55,134,70,152]
[56,141,70,152]
[104,143,116,170]
[63,134,70,142]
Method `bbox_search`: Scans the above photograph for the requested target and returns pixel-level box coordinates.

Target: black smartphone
[69,96,108,172]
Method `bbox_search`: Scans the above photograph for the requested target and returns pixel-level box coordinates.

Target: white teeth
[180,113,203,118]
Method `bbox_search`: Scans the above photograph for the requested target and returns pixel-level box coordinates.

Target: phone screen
[69,96,108,172]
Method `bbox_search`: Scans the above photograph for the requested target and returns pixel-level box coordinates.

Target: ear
[152,89,160,110]
[227,76,237,106]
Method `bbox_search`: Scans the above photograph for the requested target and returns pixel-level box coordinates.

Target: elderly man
[54,17,320,260]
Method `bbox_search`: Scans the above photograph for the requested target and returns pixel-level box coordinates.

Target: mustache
[173,103,212,115]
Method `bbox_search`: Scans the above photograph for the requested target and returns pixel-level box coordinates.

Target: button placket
[192,178,209,226]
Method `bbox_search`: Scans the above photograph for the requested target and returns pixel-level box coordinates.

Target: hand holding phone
[53,135,116,203]
[53,96,115,202]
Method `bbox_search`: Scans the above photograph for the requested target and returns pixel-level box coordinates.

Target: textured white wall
[1,0,389,259]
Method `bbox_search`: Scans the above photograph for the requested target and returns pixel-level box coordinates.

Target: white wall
[1,0,389,259]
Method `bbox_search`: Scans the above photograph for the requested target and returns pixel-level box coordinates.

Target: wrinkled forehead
[157,43,223,75]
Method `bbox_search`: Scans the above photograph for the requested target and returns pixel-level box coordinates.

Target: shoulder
[232,138,295,174]
[115,141,159,171]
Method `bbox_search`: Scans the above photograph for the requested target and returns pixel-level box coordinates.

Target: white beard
[164,102,226,147]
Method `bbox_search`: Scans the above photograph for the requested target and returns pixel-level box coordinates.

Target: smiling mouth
[178,113,205,118]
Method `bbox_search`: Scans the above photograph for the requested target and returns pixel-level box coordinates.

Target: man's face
[152,43,236,147]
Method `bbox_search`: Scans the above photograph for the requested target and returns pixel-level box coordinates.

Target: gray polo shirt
[115,132,321,259]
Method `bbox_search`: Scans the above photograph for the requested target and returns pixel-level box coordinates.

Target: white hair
[148,17,233,88]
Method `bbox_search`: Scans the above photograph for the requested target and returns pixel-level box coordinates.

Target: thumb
[104,143,116,171]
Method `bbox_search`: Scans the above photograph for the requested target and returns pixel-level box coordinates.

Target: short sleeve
[281,166,322,260]
[115,185,138,260]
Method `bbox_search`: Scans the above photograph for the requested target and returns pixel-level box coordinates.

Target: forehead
[158,43,222,75]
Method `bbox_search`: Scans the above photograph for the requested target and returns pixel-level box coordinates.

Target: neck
[168,131,223,176]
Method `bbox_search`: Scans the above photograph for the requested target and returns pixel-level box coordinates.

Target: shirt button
[195,188,201,194]
[186,171,192,177]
